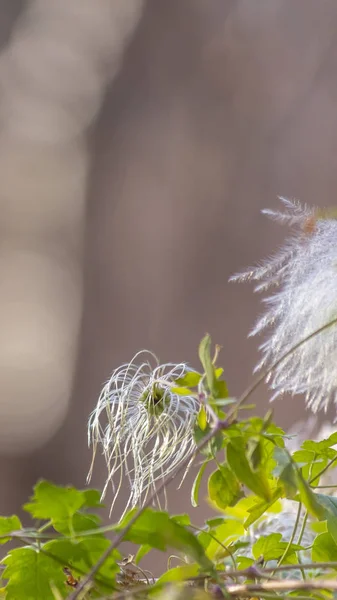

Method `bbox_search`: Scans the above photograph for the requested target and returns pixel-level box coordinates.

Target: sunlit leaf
[0,516,22,545]
[191,463,208,507]
[157,564,199,584]
[24,481,85,522]
[312,531,337,562]
[227,439,271,501]
[3,548,66,600]
[175,372,202,388]
[253,533,303,562]
[244,491,283,529]
[117,509,212,570]
[208,466,242,510]
[197,406,208,431]
[204,521,244,561]
[198,334,216,396]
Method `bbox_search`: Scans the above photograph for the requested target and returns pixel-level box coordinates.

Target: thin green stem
[189,524,237,570]
[309,456,337,486]
[271,502,302,578]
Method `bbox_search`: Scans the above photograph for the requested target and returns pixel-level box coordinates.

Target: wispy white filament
[87,351,200,515]
[230,197,337,414]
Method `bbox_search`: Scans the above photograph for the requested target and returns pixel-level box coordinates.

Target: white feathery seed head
[87,351,201,515]
[230,197,337,415]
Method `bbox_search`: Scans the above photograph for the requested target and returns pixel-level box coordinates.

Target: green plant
[1,334,337,599]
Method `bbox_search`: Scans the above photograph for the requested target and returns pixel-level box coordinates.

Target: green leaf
[193,423,223,457]
[56,512,102,537]
[3,547,66,600]
[227,439,271,502]
[208,466,242,510]
[253,533,303,562]
[312,532,337,562]
[204,521,244,561]
[44,537,120,593]
[244,491,283,529]
[171,514,191,526]
[24,481,102,536]
[213,380,229,400]
[205,518,225,528]
[314,493,337,518]
[197,406,208,431]
[171,386,196,396]
[327,516,337,547]
[175,371,201,388]
[198,334,216,396]
[302,432,337,454]
[24,481,85,522]
[118,509,212,570]
[246,437,263,471]
[81,489,103,509]
[236,556,254,570]
[274,448,326,519]
[273,447,298,498]
[292,450,327,483]
[157,564,199,584]
[191,463,208,507]
[0,516,22,544]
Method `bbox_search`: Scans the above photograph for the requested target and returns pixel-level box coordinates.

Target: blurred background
[0,0,336,532]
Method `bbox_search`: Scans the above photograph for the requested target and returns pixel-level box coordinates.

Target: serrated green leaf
[204,521,244,561]
[0,516,22,544]
[252,533,303,562]
[292,450,327,483]
[157,563,199,584]
[118,509,212,570]
[81,489,103,509]
[198,334,216,396]
[171,514,191,526]
[208,466,242,510]
[312,531,337,562]
[44,537,120,593]
[3,547,66,600]
[56,512,102,537]
[191,463,207,507]
[23,481,101,537]
[244,491,283,529]
[227,439,271,501]
[24,481,85,522]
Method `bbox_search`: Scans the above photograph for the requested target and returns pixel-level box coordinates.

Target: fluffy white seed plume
[87,351,200,515]
[230,197,337,414]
